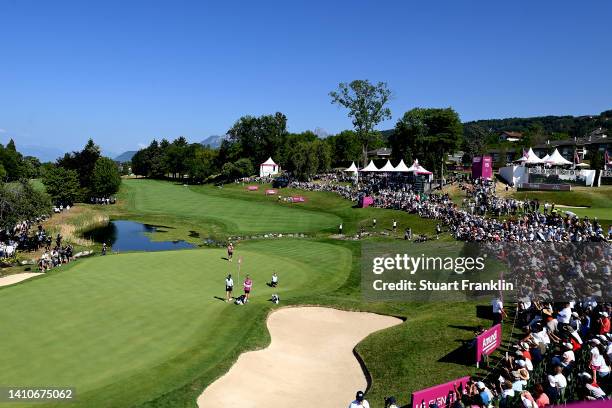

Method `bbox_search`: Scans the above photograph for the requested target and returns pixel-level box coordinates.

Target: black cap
[356,391,364,401]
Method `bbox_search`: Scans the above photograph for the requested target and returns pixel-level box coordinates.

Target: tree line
[0,140,49,230]
[130,80,464,181]
[0,139,44,181]
[44,139,122,205]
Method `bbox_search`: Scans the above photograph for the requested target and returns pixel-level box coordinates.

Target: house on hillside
[533,134,611,162]
[486,148,517,165]
[367,147,392,159]
[498,131,523,142]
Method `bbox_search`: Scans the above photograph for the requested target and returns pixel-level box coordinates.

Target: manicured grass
[190,182,440,237]
[511,186,612,224]
[3,179,533,408]
[510,186,612,208]
[122,179,341,236]
[0,239,352,408]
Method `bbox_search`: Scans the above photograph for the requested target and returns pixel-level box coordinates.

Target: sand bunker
[0,272,43,287]
[198,307,401,407]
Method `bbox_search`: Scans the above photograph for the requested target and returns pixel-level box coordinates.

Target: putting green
[123,179,341,234]
[0,239,351,408]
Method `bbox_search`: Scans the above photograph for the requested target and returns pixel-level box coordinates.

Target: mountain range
[200,134,227,148]
[114,150,137,163]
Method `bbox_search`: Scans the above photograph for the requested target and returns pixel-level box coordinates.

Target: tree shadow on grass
[438,341,475,366]
[449,324,480,332]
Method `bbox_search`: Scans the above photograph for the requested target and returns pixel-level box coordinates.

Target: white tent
[517,148,544,165]
[406,159,421,172]
[379,159,396,172]
[406,159,433,175]
[547,148,573,166]
[360,160,380,172]
[344,162,358,173]
[259,157,280,177]
[394,159,410,172]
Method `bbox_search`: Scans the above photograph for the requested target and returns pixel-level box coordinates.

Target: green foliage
[390,107,463,175]
[588,149,604,170]
[284,139,331,180]
[234,158,254,177]
[132,138,219,182]
[462,123,490,157]
[91,157,122,197]
[464,110,610,140]
[42,166,81,204]
[325,130,362,166]
[330,80,392,165]
[0,139,27,181]
[185,146,218,183]
[0,179,51,229]
[57,139,101,196]
[22,156,42,178]
[221,112,288,166]
[221,158,254,180]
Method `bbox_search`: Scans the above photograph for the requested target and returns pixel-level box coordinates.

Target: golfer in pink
[243,275,253,302]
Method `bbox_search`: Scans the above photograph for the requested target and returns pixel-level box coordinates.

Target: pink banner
[247,185,259,191]
[265,189,277,195]
[359,196,374,208]
[411,376,470,408]
[291,196,306,202]
[476,324,502,362]
[566,402,611,408]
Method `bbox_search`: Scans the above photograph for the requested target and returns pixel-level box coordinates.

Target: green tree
[0,181,50,230]
[91,157,122,197]
[234,158,254,177]
[0,139,25,181]
[56,138,101,195]
[587,150,604,169]
[42,166,81,204]
[288,141,319,180]
[221,162,237,179]
[185,145,218,183]
[391,107,463,177]
[326,130,361,166]
[225,113,288,165]
[329,80,392,166]
[462,123,490,159]
[314,139,331,173]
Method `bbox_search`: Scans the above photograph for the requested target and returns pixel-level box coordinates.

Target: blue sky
[1,0,611,157]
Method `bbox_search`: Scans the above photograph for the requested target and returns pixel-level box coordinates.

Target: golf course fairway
[123,179,341,235]
[0,240,351,408]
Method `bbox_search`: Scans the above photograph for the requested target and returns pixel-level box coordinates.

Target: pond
[83,220,195,252]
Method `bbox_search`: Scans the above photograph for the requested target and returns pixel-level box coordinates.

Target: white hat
[476,381,486,390]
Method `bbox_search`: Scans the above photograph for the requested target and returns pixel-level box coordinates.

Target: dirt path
[197,307,401,408]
